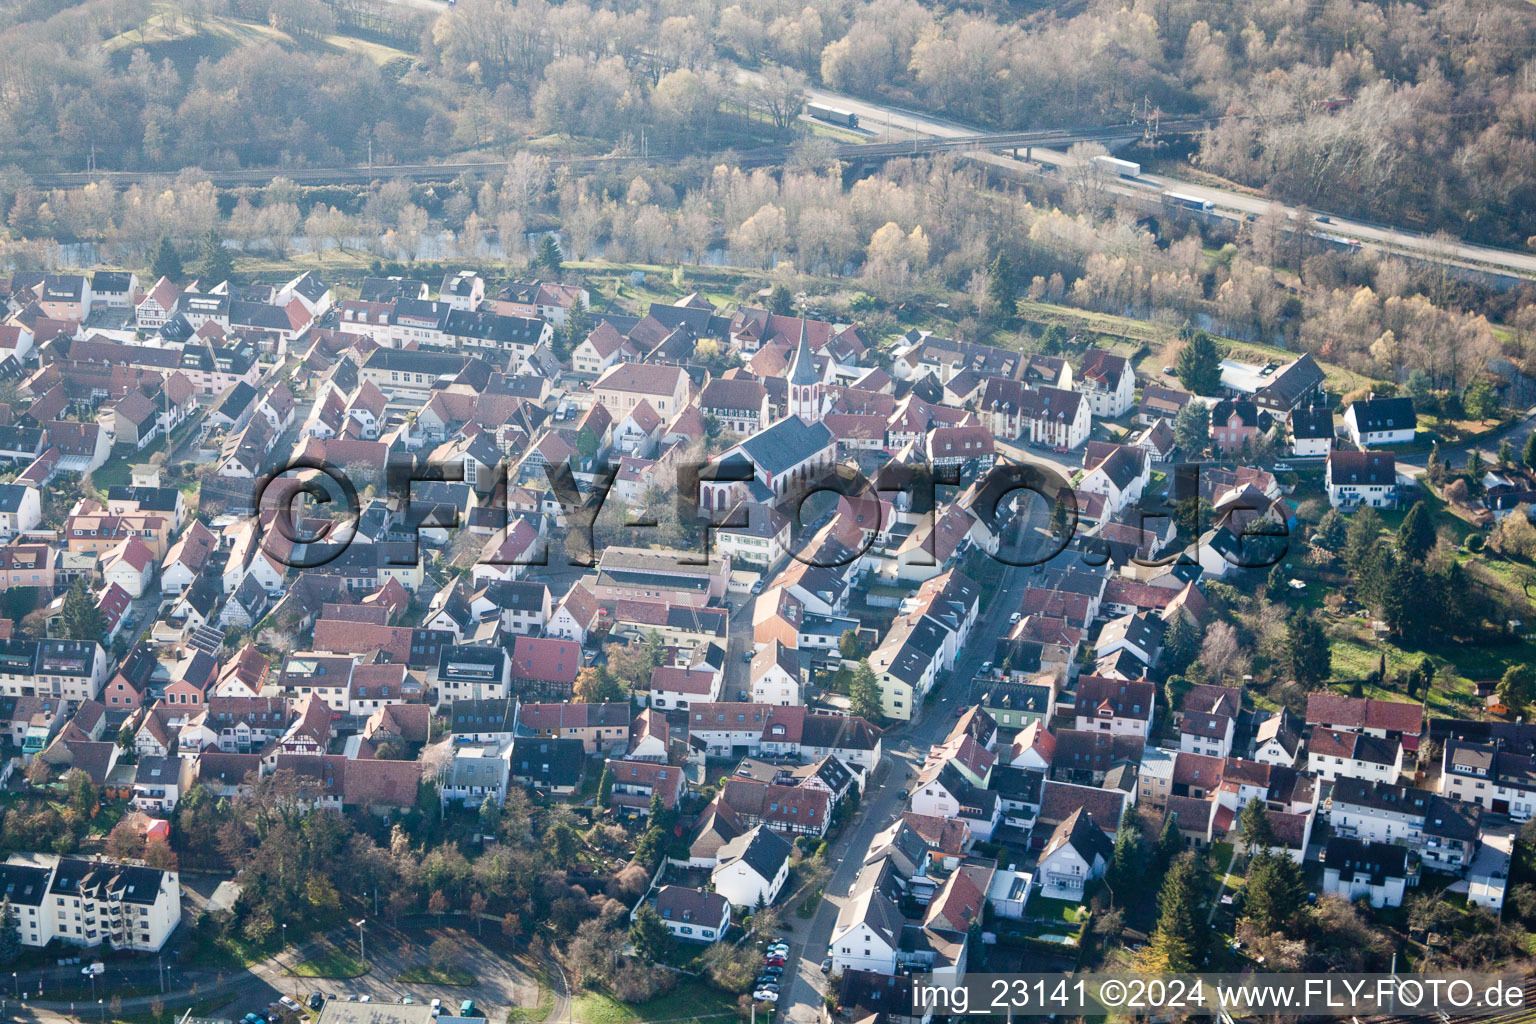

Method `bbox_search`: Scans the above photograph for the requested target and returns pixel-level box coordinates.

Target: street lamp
[98,998,104,1022]
[355,920,366,970]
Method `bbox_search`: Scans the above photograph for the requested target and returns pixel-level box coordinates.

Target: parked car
[430,1000,442,1016]
[81,963,105,976]
[759,966,784,976]
[359,996,372,1003]
[307,996,324,1011]
[763,956,786,967]
[821,958,833,974]
[753,991,779,1003]
[279,998,301,1011]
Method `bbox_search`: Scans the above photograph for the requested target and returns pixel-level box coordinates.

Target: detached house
[1036,807,1112,902]
[1345,396,1417,448]
[649,886,729,944]
[1326,451,1398,509]
[1076,349,1134,418]
[711,824,792,909]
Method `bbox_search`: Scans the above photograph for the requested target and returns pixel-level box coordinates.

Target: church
[697,321,837,514]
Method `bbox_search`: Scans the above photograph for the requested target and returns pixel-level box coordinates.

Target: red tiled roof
[511,636,581,683]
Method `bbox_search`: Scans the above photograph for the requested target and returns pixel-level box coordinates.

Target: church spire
[787,316,822,423]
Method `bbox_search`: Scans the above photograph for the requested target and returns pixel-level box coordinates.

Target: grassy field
[288,946,368,979]
[571,982,736,1024]
[102,3,416,69]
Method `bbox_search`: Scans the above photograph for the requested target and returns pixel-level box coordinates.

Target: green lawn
[398,965,476,986]
[288,946,368,979]
[1026,896,1090,925]
[88,459,133,490]
[572,982,736,1024]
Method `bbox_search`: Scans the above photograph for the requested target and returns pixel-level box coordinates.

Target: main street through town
[778,468,1055,1024]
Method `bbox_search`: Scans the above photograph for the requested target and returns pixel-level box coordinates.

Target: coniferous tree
[1285,610,1331,687]
[0,898,19,965]
[1242,852,1306,933]
[1523,433,1536,472]
[1173,401,1210,455]
[59,579,104,642]
[1313,508,1348,551]
[199,230,234,283]
[629,903,672,959]
[1426,442,1446,485]
[1163,616,1202,675]
[986,252,1016,319]
[768,283,793,315]
[1397,501,1436,562]
[1343,506,1383,575]
[536,235,564,276]
[1176,331,1223,395]
[1142,854,1207,971]
[849,659,883,722]
[1108,809,1143,897]
[1238,799,1274,853]
[151,237,182,281]
[1467,448,1486,487]
[1155,814,1183,872]
[596,767,614,808]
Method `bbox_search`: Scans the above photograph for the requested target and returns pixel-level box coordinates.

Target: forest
[2,0,1536,245]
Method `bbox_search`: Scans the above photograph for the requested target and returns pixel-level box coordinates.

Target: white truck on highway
[1093,155,1141,178]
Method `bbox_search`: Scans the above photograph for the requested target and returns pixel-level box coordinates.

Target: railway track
[1363,978,1536,1024]
[25,120,1209,188]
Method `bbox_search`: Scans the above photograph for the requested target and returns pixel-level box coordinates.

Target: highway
[788,78,1536,279]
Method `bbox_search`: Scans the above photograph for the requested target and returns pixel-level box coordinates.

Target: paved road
[763,75,1536,280]
[779,469,1053,1024]
[4,920,534,1024]
[1395,406,1536,477]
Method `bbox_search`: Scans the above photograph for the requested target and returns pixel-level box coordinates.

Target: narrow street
[781,484,1052,1024]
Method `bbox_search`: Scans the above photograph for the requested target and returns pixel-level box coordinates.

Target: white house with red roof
[102,537,156,598]
[649,664,722,711]
[135,277,180,329]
